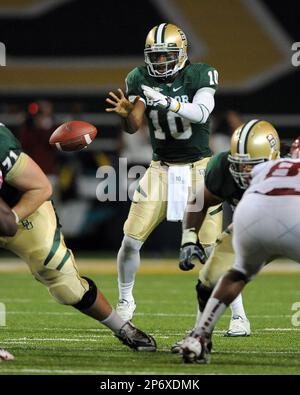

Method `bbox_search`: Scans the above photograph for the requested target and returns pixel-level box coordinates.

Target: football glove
[141,84,180,112]
[179,242,207,271]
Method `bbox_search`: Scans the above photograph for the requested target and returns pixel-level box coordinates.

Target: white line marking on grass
[218,350,300,355]
[2,338,101,342]
[2,328,300,345]
[37,327,300,334]
[6,311,294,318]
[41,327,111,332]
[262,328,300,331]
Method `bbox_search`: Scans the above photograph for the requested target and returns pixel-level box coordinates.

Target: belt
[159,158,204,168]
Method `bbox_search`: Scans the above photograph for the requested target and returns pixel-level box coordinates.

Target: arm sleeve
[175,87,215,124]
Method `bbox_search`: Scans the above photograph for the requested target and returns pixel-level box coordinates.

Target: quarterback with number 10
[105,22,249,337]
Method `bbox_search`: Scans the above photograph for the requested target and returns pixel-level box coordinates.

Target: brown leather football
[49,120,97,151]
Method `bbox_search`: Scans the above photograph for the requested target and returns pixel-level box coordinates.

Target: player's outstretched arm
[105,88,145,133]
[7,155,52,221]
[183,186,222,235]
[0,197,18,236]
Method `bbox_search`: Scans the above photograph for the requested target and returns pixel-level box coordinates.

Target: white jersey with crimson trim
[246,158,300,195]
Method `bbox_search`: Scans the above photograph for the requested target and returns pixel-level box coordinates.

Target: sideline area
[0,257,300,274]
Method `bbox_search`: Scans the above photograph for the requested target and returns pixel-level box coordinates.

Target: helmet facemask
[144,23,188,79]
[228,155,267,189]
[144,45,186,79]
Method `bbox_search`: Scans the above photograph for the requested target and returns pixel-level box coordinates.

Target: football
[49,120,97,151]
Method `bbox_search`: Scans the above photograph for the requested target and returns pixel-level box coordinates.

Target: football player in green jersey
[0,193,18,361]
[105,23,249,330]
[0,123,156,354]
[172,120,280,355]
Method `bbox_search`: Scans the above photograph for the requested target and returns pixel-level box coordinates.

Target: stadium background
[0,0,299,253]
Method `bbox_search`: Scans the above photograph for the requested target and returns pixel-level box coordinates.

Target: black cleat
[115,322,157,352]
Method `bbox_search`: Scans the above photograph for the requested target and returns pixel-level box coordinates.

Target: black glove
[179,243,207,271]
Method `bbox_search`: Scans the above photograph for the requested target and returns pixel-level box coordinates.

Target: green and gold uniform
[126,63,217,163]
[199,151,244,287]
[124,63,222,244]
[0,124,88,305]
[205,151,244,208]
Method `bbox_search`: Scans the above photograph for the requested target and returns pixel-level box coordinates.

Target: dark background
[0,0,299,253]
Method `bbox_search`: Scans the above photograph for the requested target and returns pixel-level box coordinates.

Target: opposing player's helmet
[144,23,188,79]
[290,137,300,158]
[228,120,280,189]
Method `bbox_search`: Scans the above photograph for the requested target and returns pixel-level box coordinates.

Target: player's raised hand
[141,84,180,112]
[105,89,139,118]
[142,85,168,108]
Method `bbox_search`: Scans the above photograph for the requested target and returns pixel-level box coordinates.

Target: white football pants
[232,193,300,279]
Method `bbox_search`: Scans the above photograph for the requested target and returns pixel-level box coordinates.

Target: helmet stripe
[161,23,167,43]
[154,26,159,44]
[156,23,167,44]
[238,119,259,154]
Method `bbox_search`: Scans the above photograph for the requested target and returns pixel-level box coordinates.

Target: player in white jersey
[179,144,300,363]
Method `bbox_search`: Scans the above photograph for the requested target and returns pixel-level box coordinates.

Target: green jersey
[0,124,23,207]
[205,151,244,209]
[125,63,218,163]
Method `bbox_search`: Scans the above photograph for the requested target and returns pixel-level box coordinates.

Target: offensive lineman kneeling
[171,120,280,352]
[180,149,300,363]
[0,123,156,359]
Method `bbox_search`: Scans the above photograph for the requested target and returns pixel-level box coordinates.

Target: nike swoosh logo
[173,86,183,92]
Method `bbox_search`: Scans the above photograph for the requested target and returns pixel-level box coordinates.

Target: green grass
[1,270,300,375]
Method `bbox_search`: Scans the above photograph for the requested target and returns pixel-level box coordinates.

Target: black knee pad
[196,280,213,312]
[72,276,98,310]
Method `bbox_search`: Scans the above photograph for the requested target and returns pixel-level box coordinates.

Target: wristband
[181,228,198,246]
[168,97,181,113]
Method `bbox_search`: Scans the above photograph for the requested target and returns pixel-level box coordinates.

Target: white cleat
[0,348,15,361]
[116,299,136,322]
[224,316,251,337]
[180,336,211,364]
[171,330,193,354]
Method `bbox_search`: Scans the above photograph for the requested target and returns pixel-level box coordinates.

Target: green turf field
[1,260,300,375]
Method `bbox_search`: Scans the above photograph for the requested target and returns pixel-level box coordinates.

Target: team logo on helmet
[267,134,277,149]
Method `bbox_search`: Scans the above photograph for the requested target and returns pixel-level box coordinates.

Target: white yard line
[4,311,295,318]
[2,328,300,345]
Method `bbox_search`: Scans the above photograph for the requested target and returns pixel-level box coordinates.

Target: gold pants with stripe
[0,201,89,305]
[199,224,234,288]
[124,158,223,244]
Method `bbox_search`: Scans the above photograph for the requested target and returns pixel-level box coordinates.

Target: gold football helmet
[144,23,188,79]
[228,120,280,188]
